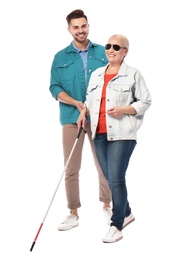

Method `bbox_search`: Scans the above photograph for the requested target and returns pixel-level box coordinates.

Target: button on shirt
[72,42,90,85]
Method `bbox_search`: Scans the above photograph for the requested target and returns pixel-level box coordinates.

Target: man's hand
[76,101,86,112]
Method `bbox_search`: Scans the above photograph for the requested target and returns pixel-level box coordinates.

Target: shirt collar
[72,41,90,53]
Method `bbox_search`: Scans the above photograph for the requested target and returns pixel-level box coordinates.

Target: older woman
[77,34,152,243]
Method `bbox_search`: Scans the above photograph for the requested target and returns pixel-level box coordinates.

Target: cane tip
[30,241,35,252]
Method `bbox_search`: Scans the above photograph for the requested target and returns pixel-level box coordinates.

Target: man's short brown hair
[66,9,88,24]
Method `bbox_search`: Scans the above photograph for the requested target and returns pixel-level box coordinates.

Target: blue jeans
[94,134,136,230]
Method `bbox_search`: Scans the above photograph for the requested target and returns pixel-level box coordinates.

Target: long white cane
[30,126,83,252]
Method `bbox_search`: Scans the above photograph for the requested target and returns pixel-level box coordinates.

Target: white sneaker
[58,214,79,231]
[122,213,135,229]
[103,207,112,225]
[102,226,123,243]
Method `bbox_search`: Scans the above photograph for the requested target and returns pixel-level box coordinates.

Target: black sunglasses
[105,44,127,51]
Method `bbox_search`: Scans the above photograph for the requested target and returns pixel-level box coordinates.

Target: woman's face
[105,37,128,65]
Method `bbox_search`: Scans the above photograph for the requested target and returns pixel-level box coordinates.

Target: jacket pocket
[56,60,74,68]
[56,60,75,81]
[110,85,131,106]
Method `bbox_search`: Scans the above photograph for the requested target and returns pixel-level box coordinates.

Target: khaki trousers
[62,123,111,209]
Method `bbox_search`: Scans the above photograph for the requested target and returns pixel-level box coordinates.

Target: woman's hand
[107,105,137,118]
[107,107,124,118]
[77,108,87,131]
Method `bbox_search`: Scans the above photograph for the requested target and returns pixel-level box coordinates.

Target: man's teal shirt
[49,41,108,125]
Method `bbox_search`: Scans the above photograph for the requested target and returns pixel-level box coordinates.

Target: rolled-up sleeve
[131,71,152,116]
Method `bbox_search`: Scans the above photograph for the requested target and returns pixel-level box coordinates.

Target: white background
[0,0,177,259]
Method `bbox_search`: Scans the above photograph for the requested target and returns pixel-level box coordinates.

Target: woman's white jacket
[85,61,152,141]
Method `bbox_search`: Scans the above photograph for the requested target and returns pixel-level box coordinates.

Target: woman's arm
[77,106,89,130]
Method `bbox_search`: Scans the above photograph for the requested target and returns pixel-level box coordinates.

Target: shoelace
[104,208,112,220]
[106,227,117,237]
[64,214,77,224]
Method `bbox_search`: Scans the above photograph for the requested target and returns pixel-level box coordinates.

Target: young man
[49,9,112,231]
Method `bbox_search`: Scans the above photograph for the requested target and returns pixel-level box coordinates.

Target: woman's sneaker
[58,214,79,231]
[102,226,123,243]
[122,213,135,229]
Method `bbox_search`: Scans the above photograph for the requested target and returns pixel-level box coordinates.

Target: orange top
[96,73,117,134]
